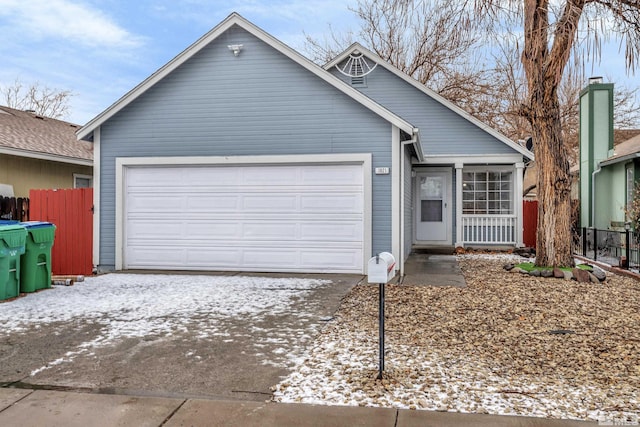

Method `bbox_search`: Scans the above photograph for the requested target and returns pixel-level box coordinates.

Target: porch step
[411,246,456,255]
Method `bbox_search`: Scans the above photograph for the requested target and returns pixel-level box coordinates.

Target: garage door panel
[301,166,363,185]
[186,195,240,211]
[299,223,363,241]
[124,163,365,273]
[241,195,298,211]
[300,194,363,212]
[300,249,363,270]
[243,166,299,185]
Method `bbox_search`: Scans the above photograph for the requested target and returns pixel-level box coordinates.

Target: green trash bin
[20,221,56,293]
[0,223,27,301]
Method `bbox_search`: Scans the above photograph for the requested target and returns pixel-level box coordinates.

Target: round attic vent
[336,50,377,78]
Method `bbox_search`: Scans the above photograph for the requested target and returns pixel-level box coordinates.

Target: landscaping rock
[553,267,565,278]
[572,268,591,283]
[588,272,600,284]
[503,263,515,271]
[563,270,573,281]
[510,267,527,274]
[592,268,607,282]
[529,269,541,277]
[540,269,554,278]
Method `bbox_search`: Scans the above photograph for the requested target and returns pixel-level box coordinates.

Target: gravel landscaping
[273,254,640,424]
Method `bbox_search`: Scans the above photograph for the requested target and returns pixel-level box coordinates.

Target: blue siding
[98,25,395,268]
[331,65,517,156]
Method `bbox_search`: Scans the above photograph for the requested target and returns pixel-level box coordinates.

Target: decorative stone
[529,269,541,277]
[503,263,515,271]
[540,269,554,278]
[592,268,606,282]
[572,268,591,283]
[553,267,565,278]
[563,270,573,281]
[588,272,600,284]
[511,267,526,274]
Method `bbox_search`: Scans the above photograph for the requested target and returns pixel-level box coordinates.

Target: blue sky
[0,0,636,125]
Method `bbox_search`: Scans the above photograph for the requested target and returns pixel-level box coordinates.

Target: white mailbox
[367,252,396,283]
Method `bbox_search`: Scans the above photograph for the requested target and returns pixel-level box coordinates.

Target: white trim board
[114,153,372,272]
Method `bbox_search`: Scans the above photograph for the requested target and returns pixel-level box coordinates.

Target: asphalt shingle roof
[0,106,93,162]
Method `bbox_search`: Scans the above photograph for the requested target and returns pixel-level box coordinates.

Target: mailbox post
[367,252,396,380]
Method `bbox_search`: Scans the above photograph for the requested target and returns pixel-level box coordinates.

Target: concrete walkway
[400,253,466,287]
[0,388,595,426]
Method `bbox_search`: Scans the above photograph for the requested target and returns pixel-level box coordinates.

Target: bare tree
[1,78,73,119]
[476,0,640,267]
[305,0,491,108]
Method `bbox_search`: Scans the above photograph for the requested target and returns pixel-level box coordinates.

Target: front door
[415,171,449,242]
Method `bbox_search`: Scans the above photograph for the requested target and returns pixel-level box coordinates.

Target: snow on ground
[0,274,331,374]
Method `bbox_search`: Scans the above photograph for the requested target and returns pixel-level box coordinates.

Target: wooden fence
[0,196,29,221]
[523,200,538,248]
[30,188,93,276]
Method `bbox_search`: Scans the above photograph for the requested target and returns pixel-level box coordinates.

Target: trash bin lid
[20,221,56,243]
[0,224,27,249]
[21,221,54,228]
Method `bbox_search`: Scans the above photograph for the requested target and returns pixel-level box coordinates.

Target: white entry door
[415,171,449,242]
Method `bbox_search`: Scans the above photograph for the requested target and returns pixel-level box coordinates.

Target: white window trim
[115,153,372,272]
[73,173,93,188]
[461,166,515,215]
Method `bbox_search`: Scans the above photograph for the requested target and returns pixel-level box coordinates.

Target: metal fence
[575,227,640,270]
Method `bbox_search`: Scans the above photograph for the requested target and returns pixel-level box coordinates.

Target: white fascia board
[416,153,524,165]
[77,14,415,141]
[599,153,640,167]
[326,43,534,162]
[0,146,93,167]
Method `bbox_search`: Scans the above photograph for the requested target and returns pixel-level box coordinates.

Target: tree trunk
[531,95,575,267]
[522,0,579,268]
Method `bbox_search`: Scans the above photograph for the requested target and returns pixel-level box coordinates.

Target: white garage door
[123,163,364,273]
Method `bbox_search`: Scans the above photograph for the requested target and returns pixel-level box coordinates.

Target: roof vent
[588,76,603,85]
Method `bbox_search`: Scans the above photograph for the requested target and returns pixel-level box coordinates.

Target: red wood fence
[523,200,538,248]
[29,188,93,276]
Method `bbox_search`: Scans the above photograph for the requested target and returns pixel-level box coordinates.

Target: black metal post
[593,228,597,261]
[582,227,587,256]
[377,281,385,380]
[626,228,631,270]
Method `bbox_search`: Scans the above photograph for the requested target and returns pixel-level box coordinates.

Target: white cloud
[0,0,144,48]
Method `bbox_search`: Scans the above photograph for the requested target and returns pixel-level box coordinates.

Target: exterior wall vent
[351,75,366,86]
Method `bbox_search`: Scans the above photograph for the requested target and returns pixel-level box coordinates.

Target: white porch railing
[462,214,517,245]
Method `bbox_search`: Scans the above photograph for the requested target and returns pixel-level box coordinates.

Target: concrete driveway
[0,272,362,401]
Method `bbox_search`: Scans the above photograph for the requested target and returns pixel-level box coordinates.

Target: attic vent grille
[351,76,366,86]
[336,50,377,78]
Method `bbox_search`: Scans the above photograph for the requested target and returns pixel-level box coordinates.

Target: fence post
[593,228,597,262]
[626,226,631,270]
[582,227,587,256]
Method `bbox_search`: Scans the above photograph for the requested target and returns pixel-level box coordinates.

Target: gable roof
[324,43,534,160]
[0,106,93,166]
[600,132,640,167]
[77,13,422,159]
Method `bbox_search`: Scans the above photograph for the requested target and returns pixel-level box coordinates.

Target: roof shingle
[0,106,93,162]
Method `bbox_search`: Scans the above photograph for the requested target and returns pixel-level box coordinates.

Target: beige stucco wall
[0,154,93,198]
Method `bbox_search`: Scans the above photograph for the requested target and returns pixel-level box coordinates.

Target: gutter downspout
[399,129,421,276]
[592,164,602,228]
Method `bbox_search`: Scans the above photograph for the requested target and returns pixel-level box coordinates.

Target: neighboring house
[579,77,640,231]
[77,13,533,275]
[0,106,93,197]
